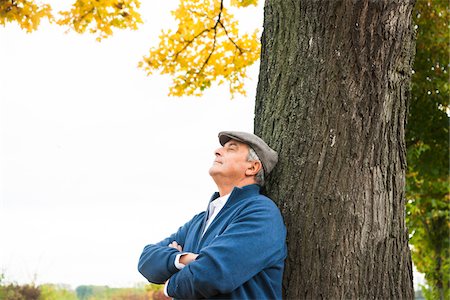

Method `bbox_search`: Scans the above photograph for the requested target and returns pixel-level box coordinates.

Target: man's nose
[215,147,223,156]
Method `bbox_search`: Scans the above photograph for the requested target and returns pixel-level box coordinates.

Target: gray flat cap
[218,131,278,175]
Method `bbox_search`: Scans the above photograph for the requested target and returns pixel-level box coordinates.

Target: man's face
[209,139,251,182]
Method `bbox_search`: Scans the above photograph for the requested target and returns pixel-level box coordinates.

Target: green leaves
[406,0,450,298]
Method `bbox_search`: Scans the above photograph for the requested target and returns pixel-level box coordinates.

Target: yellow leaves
[57,0,143,41]
[139,0,260,97]
[0,0,142,40]
[0,0,52,32]
[3,0,260,96]
[230,0,257,8]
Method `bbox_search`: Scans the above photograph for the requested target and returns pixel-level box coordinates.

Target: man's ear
[245,160,262,176]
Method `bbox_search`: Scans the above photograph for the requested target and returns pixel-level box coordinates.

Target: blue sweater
[138,184,287,299]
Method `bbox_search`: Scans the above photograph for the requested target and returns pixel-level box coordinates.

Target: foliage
[1,0,258,96]
[0,0,52,32]
[38,284,77,300]
[57,0,142,41]
[139,0,260,97]
[144,283,166,300]
[75,285,95,299]
[75,284,162,299]
[0,279,164,300]
[406,0,450,299]
[0,282,41,300]
[0,0,142,40]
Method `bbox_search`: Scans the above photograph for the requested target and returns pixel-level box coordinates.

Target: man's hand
[168,241,199,265]
[168,241,183,251]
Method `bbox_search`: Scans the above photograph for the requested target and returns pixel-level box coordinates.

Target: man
[138,131,287,299]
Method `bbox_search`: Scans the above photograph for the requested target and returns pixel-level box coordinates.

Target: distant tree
[0,283,40,300]
[38,284,77,300]
[144,283,167,300]
[75,285,94,300]
[107,286,150,300]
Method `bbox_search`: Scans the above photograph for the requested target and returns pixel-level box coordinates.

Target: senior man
[138,131,287,299]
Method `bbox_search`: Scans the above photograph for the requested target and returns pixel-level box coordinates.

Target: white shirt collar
[203,193,230,235]
[210,193,230,210]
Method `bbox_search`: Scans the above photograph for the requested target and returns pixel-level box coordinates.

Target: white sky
[0,1,261,288]
[0,0,425,291]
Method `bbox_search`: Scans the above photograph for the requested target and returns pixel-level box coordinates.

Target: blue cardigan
[138,184,287,299]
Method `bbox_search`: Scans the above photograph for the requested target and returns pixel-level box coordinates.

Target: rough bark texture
[254,0,415,299]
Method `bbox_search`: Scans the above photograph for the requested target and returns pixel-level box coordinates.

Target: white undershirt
[176,193,230,268]
[202,193,230,235]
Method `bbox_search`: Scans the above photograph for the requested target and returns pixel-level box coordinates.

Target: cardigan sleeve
[137,213,203,284]
[166,200,287,299]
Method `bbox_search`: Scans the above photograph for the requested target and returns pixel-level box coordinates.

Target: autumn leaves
[139,0,260,97]
[1,0,260,96]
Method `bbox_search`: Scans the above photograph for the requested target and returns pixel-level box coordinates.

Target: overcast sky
[0,1,425,290]
[0,2,262,288]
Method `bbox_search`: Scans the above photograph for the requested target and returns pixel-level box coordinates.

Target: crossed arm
[168,241,198,266]
[138,204,286,299]
[137,213,204,285]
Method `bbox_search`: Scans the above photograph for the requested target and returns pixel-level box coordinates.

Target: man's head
[209,131,278,188]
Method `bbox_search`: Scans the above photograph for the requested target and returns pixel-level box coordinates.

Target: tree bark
[254,0,415,298]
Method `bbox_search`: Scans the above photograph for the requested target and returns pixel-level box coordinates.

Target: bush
[0,283,41,300]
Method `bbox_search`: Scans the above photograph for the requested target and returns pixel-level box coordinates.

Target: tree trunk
[254,0,415,298]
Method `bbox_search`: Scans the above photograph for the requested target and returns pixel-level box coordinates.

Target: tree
[0,283,41,300]
[2,0,421,298]
[75,285,94,300]
[38,284,77,300]
[406,1,449,299]
[253,0,415,298]
[143,0,418,297]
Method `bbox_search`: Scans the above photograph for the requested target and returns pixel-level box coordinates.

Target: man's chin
[208,167,216,175]
[208,166,221,177]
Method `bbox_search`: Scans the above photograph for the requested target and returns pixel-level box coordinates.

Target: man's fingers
[168,241,178,247]
[168,241,183,252]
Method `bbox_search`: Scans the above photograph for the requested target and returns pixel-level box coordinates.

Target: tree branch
[172,28,211,61]
[217,20,244,54]
[173,0,248,87]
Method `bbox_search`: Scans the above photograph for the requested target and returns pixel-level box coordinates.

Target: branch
[217,20,244,54]
[173,0,223,63]
[171,0,251,91]
[172,28,211,61]
[198,26,218,75]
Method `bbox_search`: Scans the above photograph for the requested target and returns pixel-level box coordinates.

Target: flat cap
[218,131,278,175]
